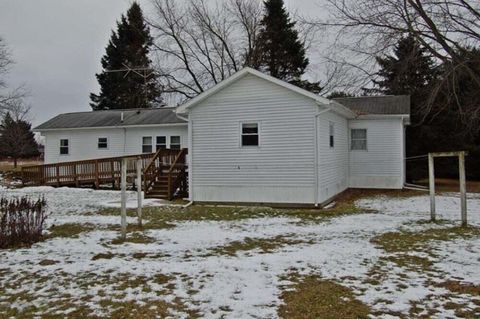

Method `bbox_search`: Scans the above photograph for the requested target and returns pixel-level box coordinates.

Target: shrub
[0,196,47,248]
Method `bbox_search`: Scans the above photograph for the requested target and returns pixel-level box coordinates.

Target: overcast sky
[0,0,322,126]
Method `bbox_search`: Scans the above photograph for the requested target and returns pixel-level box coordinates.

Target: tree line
[0,38,39,168]
[91,0,480,180]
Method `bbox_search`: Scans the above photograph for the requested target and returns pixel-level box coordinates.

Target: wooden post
[428,153,436,222]
[136,158,143,227]
[459,152,467,227]
[94,160,99,189]
[121,158,127,240]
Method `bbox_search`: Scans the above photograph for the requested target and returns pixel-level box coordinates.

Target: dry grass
[207,235,309,257]
[278,275,371,319]
[371,226,480,254]
[48,223,96,238]
[415,178,480,193]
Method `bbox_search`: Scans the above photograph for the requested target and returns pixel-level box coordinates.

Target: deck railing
[21,150,181,188]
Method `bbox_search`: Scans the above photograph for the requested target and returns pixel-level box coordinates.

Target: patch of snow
[0,189,479,318]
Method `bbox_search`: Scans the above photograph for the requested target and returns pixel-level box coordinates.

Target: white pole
[136,158,143,227]
[428,153,436,222]
[121,158,127,239]
[459,152,467,227]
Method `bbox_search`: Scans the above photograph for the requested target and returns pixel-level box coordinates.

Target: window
[170,136,181,150]
[98,137,108,149]
[60,139,69,155]
[156,136,166,151]
[241,123,259,147]
[351,129,367,151]
[329,122,335,148]
[142,136,152,153]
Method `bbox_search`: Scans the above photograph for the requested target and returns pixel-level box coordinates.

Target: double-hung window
[156,136,166,151]
[142,136,153,153]
[170,136,181,150]
[98,137,108,149]
[351,129,367,151]
[241,123,259,147]
[60,139,69,155]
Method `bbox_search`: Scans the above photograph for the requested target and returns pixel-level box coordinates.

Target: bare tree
[311,0,480,131]
[0,37,29,121]
[148,0,262,103]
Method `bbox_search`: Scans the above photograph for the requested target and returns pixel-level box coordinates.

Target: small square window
[241,123,259,146]
[142,136,152,153]
[170,136,181,150]
[156,136,166,151]
[351,129,367,151]
[60,139,69,155]
[98,137,108,149]
[329,122,335,148]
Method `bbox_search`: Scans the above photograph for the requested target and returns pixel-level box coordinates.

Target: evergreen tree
[90,2,160,110]
[0,113,39,168]
[254,0,320,92]
[373,35,436,123]
[372,35,437,181]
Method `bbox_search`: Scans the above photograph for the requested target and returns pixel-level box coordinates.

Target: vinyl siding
[190,74,318,204]
[42,125,188,164]
[348,118,404,188]
[317,112,349,203]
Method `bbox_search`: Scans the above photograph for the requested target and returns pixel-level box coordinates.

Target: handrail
[143,148,163,175]
[168,148,187,174]
[22,152,153,170]
[167,149,188,200]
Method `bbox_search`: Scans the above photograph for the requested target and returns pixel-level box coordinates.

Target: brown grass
[278,275,371,319]
[207,235,309,257]
[415,178,480,193]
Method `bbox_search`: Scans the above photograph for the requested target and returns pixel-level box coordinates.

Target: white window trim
[59,139,69,156]
[350,128,368,151]
[169,135,181,149]
[156,136,167,150]
[97,137,109,150]
[142,136,153,153]
[239,121,261,148]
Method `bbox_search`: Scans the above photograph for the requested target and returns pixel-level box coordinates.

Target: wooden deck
[21,149,188,200]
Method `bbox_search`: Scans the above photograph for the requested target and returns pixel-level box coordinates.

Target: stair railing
[167,148,188,200]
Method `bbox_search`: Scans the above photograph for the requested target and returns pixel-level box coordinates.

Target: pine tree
[90,2,160,110]
[372,35,437,181]
[254,0,320,92]
[0,113,39,168]
[373,35,436,117]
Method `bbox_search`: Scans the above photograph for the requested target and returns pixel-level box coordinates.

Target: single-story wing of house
[35,67,410,206]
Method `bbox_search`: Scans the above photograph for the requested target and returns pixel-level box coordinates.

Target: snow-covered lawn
[0,186,479,318]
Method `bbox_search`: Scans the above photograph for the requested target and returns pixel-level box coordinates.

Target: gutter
[176,113,194,207]
[313,106,332,206]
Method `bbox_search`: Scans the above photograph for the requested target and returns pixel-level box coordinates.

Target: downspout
[314,106,332,206]
[176,113,193,208]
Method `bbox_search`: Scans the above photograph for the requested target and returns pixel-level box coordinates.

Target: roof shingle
[332,95,410,115]
[35,108,186,130]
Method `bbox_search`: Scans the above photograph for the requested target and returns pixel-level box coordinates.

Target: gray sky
[0,0,322,126]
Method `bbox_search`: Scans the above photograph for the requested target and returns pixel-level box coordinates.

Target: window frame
[169,136,181,150]
[329,122,335,148]
[97,137,108,150]
[240,122,260,147]
[59,139,69,155]
[156,136,167,151]
[350,128,368,151]
[142,136,153,154]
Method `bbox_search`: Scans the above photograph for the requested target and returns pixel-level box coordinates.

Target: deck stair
[21,148,188,201]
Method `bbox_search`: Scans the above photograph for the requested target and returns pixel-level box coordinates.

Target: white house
[35,68,410,206]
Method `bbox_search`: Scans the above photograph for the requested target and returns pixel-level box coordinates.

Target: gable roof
[332,95,410,116]
[35,108,186,131]
[176,67,357,118]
